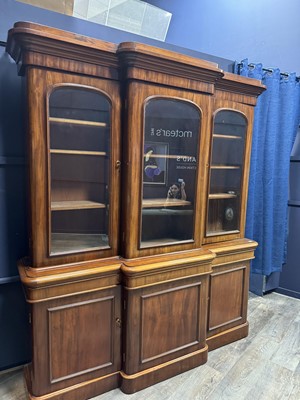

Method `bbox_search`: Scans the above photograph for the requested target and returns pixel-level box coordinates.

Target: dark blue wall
[277,132,300,299]
[147,0,300,74]
[0,44,31,370]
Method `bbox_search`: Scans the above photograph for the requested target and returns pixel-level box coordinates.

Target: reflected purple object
[144,165,161,178]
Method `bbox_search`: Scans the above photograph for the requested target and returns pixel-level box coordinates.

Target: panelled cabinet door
[29,285,122,396]
[122,275,209,378]
[28,70,121,266]
[122,83,211,259]
[207,262,250,342]
[204,102,253,244]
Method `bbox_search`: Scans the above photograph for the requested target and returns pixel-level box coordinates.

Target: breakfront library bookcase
[6,22,265,400]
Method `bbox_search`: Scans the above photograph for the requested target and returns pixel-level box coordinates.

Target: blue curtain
[235,60,300,276]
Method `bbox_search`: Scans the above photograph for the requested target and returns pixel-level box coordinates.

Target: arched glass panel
[140,98,201,248]
[206,110,247,236]
[48,87,111,255]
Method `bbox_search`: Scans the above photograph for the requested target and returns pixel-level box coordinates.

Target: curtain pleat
[235,60,300,276]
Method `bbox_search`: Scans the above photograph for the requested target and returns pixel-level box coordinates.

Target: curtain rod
[237,62,300,82]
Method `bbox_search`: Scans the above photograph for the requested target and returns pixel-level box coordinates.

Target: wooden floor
[1,292,299,400]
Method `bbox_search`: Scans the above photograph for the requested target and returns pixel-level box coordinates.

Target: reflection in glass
[140,98,201,248]
[207,110,247,236]
[49,87,111,255]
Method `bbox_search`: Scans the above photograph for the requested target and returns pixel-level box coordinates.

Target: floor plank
[271,313,300,372]
[243,361,294,400]
[289,369,300,400]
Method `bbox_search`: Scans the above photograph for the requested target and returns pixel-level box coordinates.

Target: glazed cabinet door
[27,69,121,266]
[204,102,254,244]
[122,82,211,259]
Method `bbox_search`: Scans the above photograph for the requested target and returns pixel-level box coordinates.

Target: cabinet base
[23,365,120,400]
[207,321,249,351]
[120,346,208,394]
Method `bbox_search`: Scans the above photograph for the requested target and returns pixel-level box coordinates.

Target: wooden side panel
[208,264,248,336]
[124,275,208,375]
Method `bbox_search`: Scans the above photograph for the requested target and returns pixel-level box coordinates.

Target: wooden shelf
[51,200,106,211]
[206,229,240,237]
[211,165,240,170]
[141,237,193,248]
[214,122,246,127]
[49,117,107,127]
[142,198,192,208]
[209,193,237,199]
[213,134,242,140]
[142,208,193,216]
[51,233,109,255]
[50,149,107,156]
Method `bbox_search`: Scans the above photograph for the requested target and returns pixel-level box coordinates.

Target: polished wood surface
[122,250,213,289]
[117,41,219,70]
[204,239,256,350]
[117,41,223,93]
[6,21,119,78]
[18,257,121,302]
[51,200,106,210]
[120,347,208,394]
[209,193,237,199]
[121,250,213,391]
[49,117,107,127]
[26,286,121,397]
[122,271,210,393]
[50,149,107,156]
[142,198,192,208]
[216,71,266,105]
[123,277,208,373]
[208,265,247,331]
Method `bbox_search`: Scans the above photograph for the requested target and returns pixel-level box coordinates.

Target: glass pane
[141,98,201,248]
[207,110,247,236]
[49,87,111,255]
